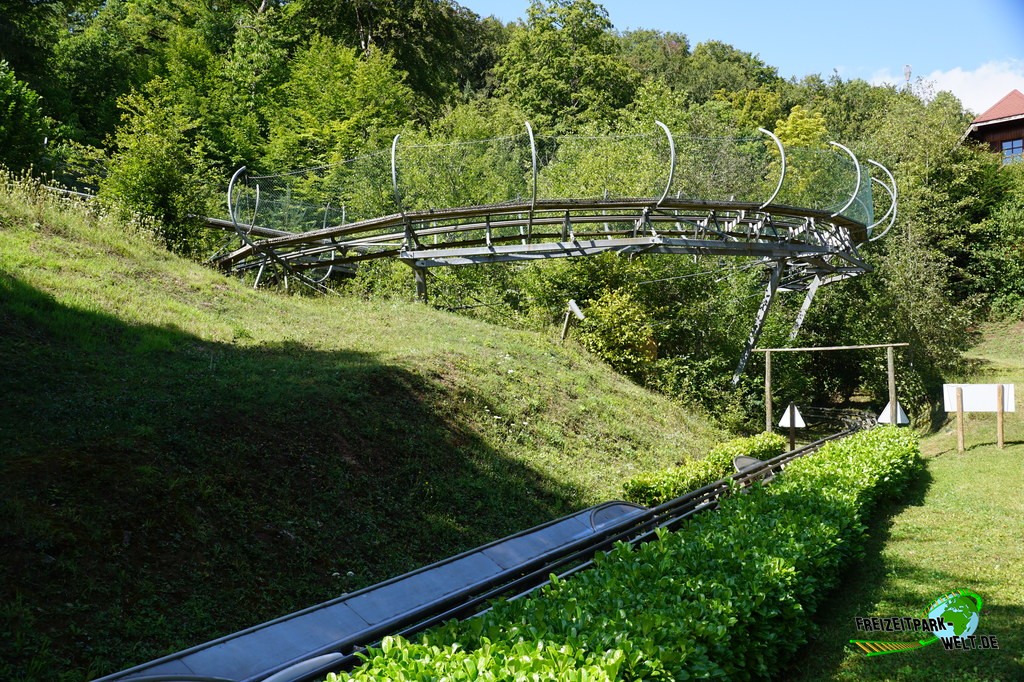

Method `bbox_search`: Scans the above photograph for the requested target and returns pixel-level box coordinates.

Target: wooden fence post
[788,402,796,451]
[887,345,897,421]
[997,384,1005,449]
[956,387,965,453]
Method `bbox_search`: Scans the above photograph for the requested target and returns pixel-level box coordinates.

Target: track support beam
[733,261,782,385]
[788,275,821,341]
[413,265,428,303]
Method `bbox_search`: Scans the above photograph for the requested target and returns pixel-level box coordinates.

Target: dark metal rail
[281,428,859,682]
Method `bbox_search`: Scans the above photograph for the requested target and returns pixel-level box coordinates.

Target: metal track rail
[212,198,869,289]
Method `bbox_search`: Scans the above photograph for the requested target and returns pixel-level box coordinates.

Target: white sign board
[942,384,1015,413]
[778,404,805,428]
[567,299,585,320]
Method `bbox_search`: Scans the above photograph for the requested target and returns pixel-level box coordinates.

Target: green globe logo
[851,589,991,656]
[927,590,982,641]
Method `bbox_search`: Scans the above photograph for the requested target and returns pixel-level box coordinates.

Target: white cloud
[870,60,1024,115]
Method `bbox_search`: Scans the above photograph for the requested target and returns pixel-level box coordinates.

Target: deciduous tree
[494,0,637,133]
[102,80,217,256]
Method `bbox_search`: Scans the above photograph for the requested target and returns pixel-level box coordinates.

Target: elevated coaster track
[211,123,896,379]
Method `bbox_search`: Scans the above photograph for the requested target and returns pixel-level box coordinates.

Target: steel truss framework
[215,123,897,380]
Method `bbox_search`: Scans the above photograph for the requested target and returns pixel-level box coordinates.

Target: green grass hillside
[0,179,724,680]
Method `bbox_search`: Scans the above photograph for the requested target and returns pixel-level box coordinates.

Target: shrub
[623,431,787,505]
[101,81,217,258]
[575,290,656,380]
[327,426,921,681]
[0,61,47,172]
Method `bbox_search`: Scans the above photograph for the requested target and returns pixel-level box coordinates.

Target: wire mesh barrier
[535,132,669,201]
[213,123,896,300]
[397,134,533,210]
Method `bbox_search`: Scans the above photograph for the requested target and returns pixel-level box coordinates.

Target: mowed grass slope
[0,179,724,681]
[786,321,1024,681]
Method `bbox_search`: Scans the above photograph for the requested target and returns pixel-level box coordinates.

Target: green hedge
[327,426,921,681]
[622,431,787,505]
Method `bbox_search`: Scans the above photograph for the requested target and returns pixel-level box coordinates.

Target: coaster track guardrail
[215,124,895,288]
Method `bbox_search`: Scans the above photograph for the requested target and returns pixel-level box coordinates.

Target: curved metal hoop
[525,120,538,240]
[655,120,676,207]
[391,133,402,211]
[758,128,786,209]
[227,165,261,245]
[225,165,335,294]
[867,159,898,242]
[227,165,246,226]
[828,141,862,218]
[308,202,336,283]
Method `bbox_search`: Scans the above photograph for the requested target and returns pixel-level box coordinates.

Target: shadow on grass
[928,439,1024,457]
[777,461,932,681]
[779,459,1024,681]
[0,274,584,681]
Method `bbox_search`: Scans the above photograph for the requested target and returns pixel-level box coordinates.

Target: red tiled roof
[973,89,1024,124]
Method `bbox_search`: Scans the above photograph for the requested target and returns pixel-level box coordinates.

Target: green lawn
[786,321,1024,681]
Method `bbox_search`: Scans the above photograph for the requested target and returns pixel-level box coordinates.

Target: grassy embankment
[0,178,724,681]
[787,321,1024,681]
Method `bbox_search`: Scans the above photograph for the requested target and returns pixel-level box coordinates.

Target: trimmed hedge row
[327,427,921,681]
[622,431,788,506]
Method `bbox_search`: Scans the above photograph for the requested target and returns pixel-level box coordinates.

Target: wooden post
[997,384,1005,449]
[788,402,796,451]
[765,351,773,433]
[887,345,897,421]
[560,311,572,342]
[956,387,965,453]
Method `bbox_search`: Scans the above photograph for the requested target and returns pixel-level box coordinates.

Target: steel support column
[787,275,821,341]
[413,265,428,303]
[732,261,782,385]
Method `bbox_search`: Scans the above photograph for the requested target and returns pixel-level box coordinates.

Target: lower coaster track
[94,424,868,682]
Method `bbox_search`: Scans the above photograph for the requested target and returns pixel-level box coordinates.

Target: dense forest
[3,0,1023,424]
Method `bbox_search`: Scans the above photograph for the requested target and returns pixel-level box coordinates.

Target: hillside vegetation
[5,0,1024,425]
[0,179,723,680]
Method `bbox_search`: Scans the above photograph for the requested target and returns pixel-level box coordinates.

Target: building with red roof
[964,89,1024,164]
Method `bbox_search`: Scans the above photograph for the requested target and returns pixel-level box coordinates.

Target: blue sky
[458,0,1024,114]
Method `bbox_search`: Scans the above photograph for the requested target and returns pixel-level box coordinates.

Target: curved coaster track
[210,123,897,379]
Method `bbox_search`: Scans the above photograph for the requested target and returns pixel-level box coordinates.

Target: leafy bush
[0,61,47,172]
[338,637,621,681]
[328,426,921,681]
[623,431,786,505]
[575,289,656,380]
[101,80,218,258]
